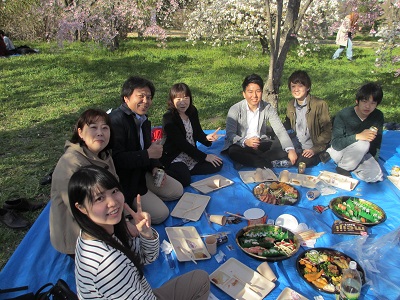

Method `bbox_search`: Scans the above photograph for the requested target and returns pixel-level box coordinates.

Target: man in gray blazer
[222,74,297,169]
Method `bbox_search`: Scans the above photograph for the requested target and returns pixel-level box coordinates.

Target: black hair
[68,165,144,278]
[288,70,312,92]
[167,82,195,115]
[120,76,155,103]
[356,82,383,105]
[69,108,113,152]
[242,74,264,91]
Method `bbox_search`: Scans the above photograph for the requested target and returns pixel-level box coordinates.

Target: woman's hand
[207,127,223,142]
[205,154,223,167]
[124,195,154,239]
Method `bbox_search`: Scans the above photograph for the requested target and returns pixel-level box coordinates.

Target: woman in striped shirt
[68,165,210,299]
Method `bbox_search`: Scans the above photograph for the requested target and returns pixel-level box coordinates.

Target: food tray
[190,174,234,194]
[165,226,211,262]
[236,224,300,261]
[239,168,278,183]
[296,248,365,294]
[388,175,400,190]
[170,192,210,221]
[276,287,308,300]
[329,196,386,225]
[286,173,320,188]
[210,258,275,300]
[318,171,359,191]
[253,181,299,205]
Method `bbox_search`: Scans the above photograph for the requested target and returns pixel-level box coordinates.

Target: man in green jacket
[284,70,332,167]
[327,82,384,182]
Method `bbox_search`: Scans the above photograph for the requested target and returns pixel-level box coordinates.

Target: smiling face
[124,86,152,116]
[78,117,110,155]
[290,82,309,103]
[355,95,378,120]
[76,186,125,234]
[173,94,191,115]
[243,83,262,111]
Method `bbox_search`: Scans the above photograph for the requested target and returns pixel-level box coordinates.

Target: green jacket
[284,95,332,155]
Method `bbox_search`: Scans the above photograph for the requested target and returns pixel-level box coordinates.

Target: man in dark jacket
[109,76,183,224]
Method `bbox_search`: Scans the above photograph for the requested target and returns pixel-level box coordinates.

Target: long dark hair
[68,165,144,278]
[167,82,195,115]
[69,108,113,152]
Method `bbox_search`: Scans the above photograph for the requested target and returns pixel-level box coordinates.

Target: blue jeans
[332,38,353,60]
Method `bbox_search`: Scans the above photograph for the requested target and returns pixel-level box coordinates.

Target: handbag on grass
[34,279,77,300]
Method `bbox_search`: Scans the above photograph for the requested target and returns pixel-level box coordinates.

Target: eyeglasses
[137,94,152,100]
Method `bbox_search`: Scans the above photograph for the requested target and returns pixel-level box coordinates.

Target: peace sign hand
[124,195,154,239]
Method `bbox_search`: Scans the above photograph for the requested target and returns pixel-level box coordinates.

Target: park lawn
[0,37,399,269]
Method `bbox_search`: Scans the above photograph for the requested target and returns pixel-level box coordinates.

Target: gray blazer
[222,99,293,152]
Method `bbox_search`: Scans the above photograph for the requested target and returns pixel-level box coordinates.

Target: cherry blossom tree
[38,0,183,49]
[185,0,396,107]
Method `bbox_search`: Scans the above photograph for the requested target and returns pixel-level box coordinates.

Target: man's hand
[244,136,261,149]
[288,149,298,165]
[356,129,377,142]
[147,139,163,159]
[302,149,315,158]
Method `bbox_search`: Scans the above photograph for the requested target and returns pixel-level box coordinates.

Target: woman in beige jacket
[332,12,359,61]
[50,108,117,255]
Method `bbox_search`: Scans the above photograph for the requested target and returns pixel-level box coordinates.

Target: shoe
[40,170,53,185]
[0,208,30,229]
[271,160,291,168]
[335,167,352,177]
[3,197,46,212]
[233,162,244,170]
[319,151,331,164]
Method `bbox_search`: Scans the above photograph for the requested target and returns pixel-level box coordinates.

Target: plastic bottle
[339,261,362,300]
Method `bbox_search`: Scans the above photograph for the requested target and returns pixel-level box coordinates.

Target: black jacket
[109,103,162,206]
[161,107,211,167]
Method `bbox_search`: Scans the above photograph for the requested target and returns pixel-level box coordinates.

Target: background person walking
[332,12,359,61]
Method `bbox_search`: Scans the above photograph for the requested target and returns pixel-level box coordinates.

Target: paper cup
[209,215,227,226]
[306,189,321,201]
[279,170,290,183]
[205,236,217,255]
[244,208,266,226]
[257,262,277,282]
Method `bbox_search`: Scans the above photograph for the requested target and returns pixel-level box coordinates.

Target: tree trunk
[262,0,313,110]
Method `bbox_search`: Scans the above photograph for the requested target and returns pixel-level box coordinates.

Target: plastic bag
[333,227,400,299]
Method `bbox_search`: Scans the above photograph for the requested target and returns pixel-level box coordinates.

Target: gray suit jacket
[222,99,293,152]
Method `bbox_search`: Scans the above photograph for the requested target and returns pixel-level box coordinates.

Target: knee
[151,205,169,224]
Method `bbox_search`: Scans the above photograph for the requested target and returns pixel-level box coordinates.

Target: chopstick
[232,275,261,295]
[224,211,249,220]
[182,204,203,216]
[177,246,197,264]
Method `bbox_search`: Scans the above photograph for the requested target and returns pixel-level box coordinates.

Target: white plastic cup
[205,236,217,255]
[306,189,321,201]
[209,215,227,226]
[257,262,277,282]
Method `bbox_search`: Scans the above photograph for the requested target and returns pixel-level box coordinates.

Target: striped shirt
[75,229,159,300]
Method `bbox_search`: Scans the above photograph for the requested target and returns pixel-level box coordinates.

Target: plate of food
[296,248,365,294]
[329,196,386,225]
[252,181,299,205]
[236,224,300,261]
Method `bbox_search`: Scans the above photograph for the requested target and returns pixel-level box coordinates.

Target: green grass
[0,37,399,269]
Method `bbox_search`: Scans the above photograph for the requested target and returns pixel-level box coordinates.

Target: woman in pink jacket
[332,12,359,61]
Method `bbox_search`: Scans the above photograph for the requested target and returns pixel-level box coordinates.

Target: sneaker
[271,160,291,168]
[335,166,351,177]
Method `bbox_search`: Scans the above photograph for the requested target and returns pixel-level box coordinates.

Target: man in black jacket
[109,76,183,224]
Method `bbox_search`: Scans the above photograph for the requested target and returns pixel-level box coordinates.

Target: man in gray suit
[222,74,297,169]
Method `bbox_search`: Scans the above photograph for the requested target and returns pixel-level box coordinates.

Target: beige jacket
[49,141,117,254]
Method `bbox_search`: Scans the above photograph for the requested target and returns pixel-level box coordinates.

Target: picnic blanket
[1,130,400,300]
